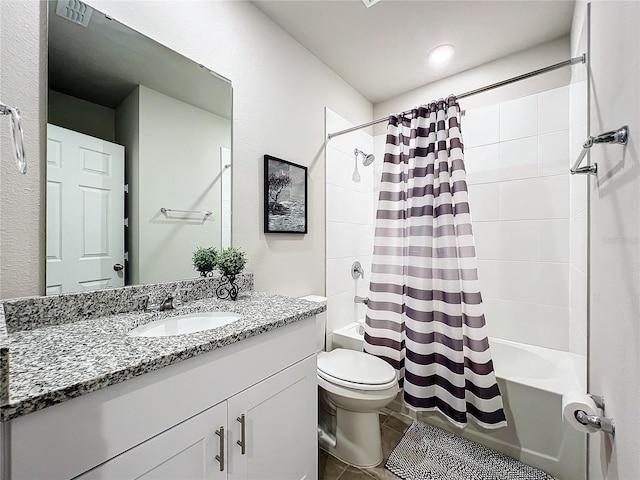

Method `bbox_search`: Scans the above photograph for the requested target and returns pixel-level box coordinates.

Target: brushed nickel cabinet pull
[236,414,246,455]
[215,426,225,471]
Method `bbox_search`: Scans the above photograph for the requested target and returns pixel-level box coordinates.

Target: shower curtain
[364,97,507,429]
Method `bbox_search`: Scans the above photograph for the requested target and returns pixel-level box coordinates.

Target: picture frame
[264,155,308,234]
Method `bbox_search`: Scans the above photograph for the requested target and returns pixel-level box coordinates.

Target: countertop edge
[0,301,325,422]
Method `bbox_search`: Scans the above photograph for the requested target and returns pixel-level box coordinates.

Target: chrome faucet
[354,296,369,305]
[145,287,191,312]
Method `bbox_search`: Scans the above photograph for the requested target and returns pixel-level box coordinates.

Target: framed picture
[264,155,308,234]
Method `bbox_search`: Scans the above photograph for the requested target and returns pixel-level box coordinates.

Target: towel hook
[571,125,628,175]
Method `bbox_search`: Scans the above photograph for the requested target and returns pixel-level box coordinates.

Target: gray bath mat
[385,421,556,480]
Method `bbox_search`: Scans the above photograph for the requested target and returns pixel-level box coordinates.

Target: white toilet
[298,296,399,468]
[317,348,399,467]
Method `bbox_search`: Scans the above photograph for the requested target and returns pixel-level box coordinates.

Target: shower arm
[570,125,628,175]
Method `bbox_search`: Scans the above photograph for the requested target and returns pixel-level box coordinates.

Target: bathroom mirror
[46,1,232,294]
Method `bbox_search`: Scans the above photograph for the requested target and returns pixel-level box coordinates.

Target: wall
[0,1,46,299]
[586,1,640,478]
[115,87,140,284]
[117,85,231,285]
[0,0,372,299]
[77,0,374,297]
[371,37,582,354]
[460,86,579,353]
[324,108,374,346]
[48,91,116,142]
[373,36,571,135]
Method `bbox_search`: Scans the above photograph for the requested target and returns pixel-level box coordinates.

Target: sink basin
[128,312,242,337]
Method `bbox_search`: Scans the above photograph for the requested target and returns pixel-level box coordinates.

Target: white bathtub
[332,324,587,480]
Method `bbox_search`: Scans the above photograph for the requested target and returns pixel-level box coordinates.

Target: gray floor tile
[381,425,405,459]
[319,449,348,480]
[338,466,376,480]
[383,412,413,433]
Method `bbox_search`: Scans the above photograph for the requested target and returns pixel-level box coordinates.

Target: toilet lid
[317,349,397,386]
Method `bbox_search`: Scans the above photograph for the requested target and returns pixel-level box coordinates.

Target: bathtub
[332,324,586,480]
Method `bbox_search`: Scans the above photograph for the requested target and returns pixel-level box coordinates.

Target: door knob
[113,263,124,271]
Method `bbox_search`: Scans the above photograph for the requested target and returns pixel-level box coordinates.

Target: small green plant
[192,246,218,275]
[216,247,248,277]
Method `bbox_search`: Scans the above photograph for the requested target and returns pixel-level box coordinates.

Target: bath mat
[385,421,556,480]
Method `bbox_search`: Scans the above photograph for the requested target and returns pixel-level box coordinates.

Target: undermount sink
[128,312,242,337]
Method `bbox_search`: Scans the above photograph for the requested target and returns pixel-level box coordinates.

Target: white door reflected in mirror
[46,124,125,295]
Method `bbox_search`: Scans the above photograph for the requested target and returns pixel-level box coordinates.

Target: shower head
[354,149,375,166]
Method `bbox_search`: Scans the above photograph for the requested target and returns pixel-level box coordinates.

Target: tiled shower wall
[325,108,375,348]
[463,85,586,354]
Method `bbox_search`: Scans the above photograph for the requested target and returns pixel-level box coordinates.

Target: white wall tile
[537,263,569,307]
[476,260,502,299]
[538,219,570,263]
[538,175,570,219]
[570,172,587,217]
[468,183,500,222]
[534,304,570,350]
[326,184,348,223]
[500,136,538,181]
[569,81,587,130]
[500,221,538,261]
[481,298,502,337]
[499,261,539,304]
[569,266,587,355]
[462,104,500,148]
[500,178,538,220]
[538,85,570,134]
[539,130,570,177]
[500,94,537,141]
[486,299,538,344]
[465,144,500,185]
[326,257,365,297]
[570,210,587,274]
[326,147,353,188]
[327,291,363,333]
[473,221,501,260]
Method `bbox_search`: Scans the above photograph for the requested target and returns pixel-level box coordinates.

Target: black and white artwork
[264,155,307,234]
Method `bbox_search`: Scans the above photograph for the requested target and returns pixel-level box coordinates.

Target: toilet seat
[317,349,397,391]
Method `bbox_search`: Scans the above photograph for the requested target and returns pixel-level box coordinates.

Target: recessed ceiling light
[428,44,455,67]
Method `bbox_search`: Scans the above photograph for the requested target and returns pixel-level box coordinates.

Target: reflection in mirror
[46,1,232,294]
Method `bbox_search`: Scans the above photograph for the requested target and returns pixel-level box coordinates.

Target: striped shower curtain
[364,97,507,429]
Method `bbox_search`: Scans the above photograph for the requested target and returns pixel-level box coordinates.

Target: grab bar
[160,207,212,217]
[0,101,27,174]
[571,125,628,175]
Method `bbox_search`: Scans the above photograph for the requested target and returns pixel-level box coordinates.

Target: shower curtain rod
[327,54,586,140]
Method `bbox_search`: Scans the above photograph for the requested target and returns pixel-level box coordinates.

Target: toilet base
[326,408,383,468]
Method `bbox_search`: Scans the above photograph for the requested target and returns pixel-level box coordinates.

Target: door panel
[46,124,125,293]
[76,402,227,480]
[227,356,317,480]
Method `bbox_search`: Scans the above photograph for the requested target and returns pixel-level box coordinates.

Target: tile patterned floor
[319,408,412,480]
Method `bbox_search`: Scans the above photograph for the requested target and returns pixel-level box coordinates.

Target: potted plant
[192,246,218,277]
[215,247,248,300]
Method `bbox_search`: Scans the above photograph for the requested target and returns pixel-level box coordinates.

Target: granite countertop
[0,291,325,421]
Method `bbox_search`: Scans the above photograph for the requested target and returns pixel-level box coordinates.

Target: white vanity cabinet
[7,317,317,480]
[76,356,316,480]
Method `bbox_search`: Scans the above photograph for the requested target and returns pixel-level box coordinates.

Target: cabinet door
[77,402,228,480]
[227,355,317,480]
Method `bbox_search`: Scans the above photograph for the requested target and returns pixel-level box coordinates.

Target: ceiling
[49,4,232,119]
[252,0,575,104]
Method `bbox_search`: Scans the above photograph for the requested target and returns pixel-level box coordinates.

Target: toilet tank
[298,295,327,352]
